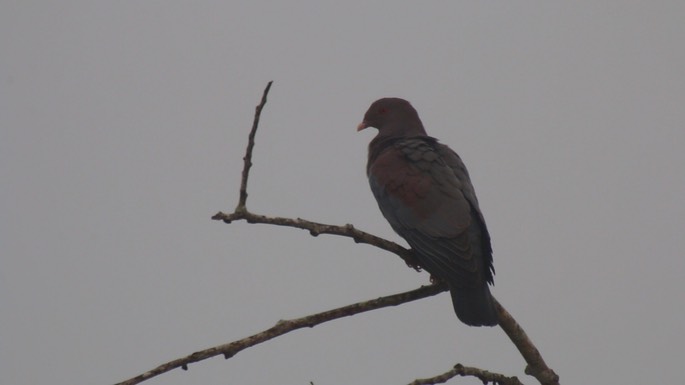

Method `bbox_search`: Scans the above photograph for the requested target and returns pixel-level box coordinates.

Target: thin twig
[236,80,273,212]
[211,211,420,269]
[409,363,524,385]
[113,284,447,385]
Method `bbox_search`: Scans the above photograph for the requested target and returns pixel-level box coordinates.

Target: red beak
[357,121,368,131]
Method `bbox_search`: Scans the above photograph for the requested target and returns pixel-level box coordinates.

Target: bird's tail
[450,285,498,327]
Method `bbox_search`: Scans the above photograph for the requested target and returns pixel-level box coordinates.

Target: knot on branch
[525,365,560,384]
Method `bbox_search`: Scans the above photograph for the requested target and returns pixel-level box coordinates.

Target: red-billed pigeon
[358,98,497,326]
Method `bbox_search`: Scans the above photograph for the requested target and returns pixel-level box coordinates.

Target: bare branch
[236,80,273,212]
[113,284,447,385]
[494,299,560,385]
[409,363,524,385]
[211,210,420,269]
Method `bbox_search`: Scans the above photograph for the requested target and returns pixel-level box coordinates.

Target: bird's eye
[379,107,387,114]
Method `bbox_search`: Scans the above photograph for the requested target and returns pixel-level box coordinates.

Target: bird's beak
[357,121,368,132]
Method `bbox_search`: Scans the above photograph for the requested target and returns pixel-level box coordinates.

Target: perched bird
[358,98,497,326]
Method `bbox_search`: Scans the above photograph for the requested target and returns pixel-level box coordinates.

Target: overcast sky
[3,2,685,385]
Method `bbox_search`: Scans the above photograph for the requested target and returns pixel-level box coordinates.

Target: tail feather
[450,285,498,327]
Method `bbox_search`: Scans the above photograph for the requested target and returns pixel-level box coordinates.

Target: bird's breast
[369,150,436,220]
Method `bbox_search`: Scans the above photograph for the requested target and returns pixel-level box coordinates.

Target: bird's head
[357,98,427,137]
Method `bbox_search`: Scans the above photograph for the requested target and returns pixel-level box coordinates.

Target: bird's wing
[368,137,489,286]
[436,142,494,282]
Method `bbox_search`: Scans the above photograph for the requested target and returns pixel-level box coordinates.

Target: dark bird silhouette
[358,98,497,326]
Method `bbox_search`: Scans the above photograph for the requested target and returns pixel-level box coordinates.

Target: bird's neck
[367,121,428,174]
[382,121,427,138]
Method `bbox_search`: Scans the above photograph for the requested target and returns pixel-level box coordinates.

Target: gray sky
[3,2,684,384]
